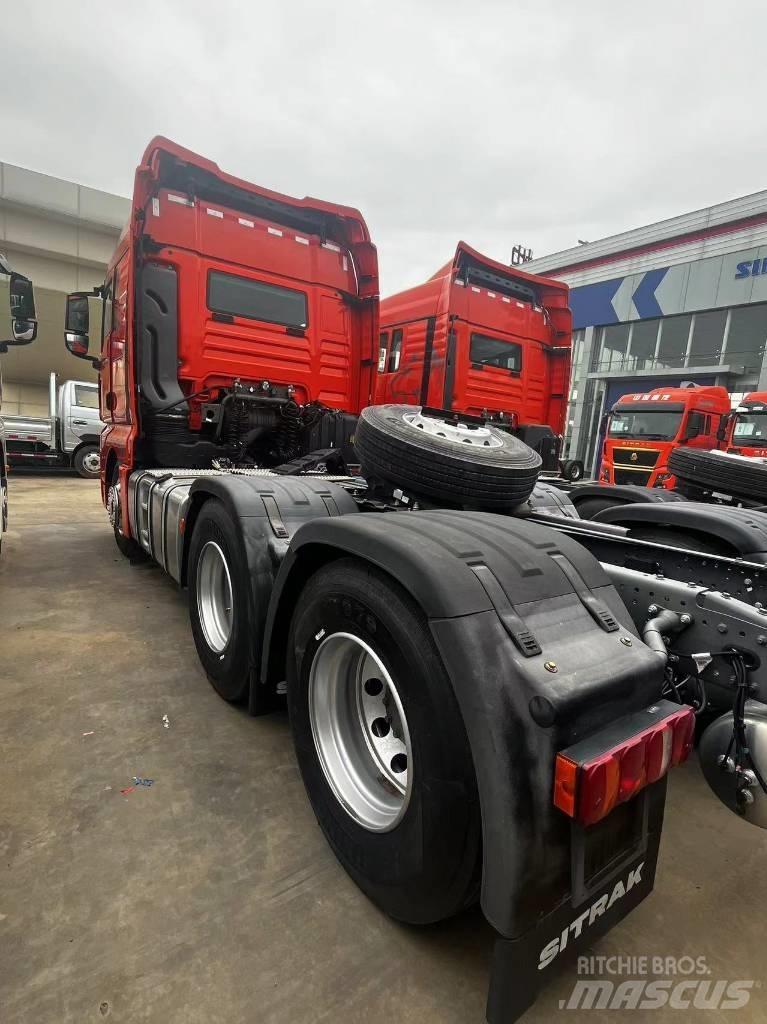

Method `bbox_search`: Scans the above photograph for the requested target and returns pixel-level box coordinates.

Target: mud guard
[263,510,667,1021]
[595,500,767,560]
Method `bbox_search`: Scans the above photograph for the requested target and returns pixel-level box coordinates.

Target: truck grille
[614,468,652,486]
[613,448,660,468]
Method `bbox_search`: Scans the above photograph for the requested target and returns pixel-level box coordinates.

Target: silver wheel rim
[308,632,413,832]
[107,482,121,532]
[197,541,233,653]
[403,409,503,448]
[82,450,100,475]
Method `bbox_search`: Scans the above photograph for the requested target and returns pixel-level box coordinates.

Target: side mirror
[12,319,37,344]
[717,411,733,443]
[64,292,100,367]
[0,272,38,351]
[10,272,36,321]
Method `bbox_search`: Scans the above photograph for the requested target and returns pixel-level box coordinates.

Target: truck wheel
[355,404,541,509]
[188,500,251,703]
[107,479,147,562]
[74,445,100,479]
[287,557,481,924]
[561,459,584,482]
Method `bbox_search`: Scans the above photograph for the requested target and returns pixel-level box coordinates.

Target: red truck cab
[601,384,731,488]
[376,242,573,471]
[64,137,378,508]
[727,391,767,456]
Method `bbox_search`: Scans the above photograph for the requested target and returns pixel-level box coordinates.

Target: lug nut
[680,613,692,625]
[544,661,558,673]
[620,636,633,647]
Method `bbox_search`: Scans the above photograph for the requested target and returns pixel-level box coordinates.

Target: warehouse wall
[0,161,130,413]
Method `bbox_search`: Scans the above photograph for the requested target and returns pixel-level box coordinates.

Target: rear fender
[263,510,665,937]
[570,483,683,511]
[595,501,767,560]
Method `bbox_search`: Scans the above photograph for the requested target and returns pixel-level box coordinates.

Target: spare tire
[355,405,541,509]
[669,448,767,502]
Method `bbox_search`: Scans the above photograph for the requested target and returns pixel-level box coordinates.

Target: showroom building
[0,160,129,416]
[526,190,767,475]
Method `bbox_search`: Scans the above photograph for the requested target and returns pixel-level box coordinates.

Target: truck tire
[73,445,101,479]
[107,478,147,562]
[355,404,541,509]
[669,447,767,501]
[188,500,251,703]
[287,557,481,925]
[561,458,584,482]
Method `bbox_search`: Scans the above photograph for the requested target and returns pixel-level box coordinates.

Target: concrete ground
[1,474,766,1024]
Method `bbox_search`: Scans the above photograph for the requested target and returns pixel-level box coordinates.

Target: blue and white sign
[569,247,767,329]
[570,268,668,329]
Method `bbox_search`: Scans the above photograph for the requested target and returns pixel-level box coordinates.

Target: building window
[724,304,767,373]
[656,314,691,369]
[207,271,308,328]
[627,318,660,370]
[689,309,727,365]
[593,323,630,371]
[592,304,767,375]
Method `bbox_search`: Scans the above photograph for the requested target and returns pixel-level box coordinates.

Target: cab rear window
[207,271,308,328]
[470,332,522,372]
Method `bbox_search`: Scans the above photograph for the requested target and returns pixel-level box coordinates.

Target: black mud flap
[487,780,665,1024]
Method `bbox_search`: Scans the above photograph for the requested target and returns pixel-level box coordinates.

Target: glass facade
[591,302,767,379]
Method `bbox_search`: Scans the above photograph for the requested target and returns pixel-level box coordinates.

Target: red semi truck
[726,391,767,455]
[600,384,731,489]
[63,138,767,1022]
[377,243,583,480]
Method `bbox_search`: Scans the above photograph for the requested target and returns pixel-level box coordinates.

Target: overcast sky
[1,1,764,294]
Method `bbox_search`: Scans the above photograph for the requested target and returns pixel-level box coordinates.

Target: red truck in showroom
[63,137,767,1023]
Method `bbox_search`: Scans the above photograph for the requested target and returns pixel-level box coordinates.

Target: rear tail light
[554,704,694,827]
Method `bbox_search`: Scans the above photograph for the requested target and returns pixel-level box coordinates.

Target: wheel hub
[196,541,234,653]
[107,483,121,532]
[308,632,412,832]
[82,450,101,475]
[402,409,503,448]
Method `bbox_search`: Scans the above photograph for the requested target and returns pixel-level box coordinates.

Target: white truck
[0,254,37,553]
[4,372,103,479]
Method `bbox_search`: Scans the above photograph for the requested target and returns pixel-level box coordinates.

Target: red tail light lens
[554,705,694,826]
